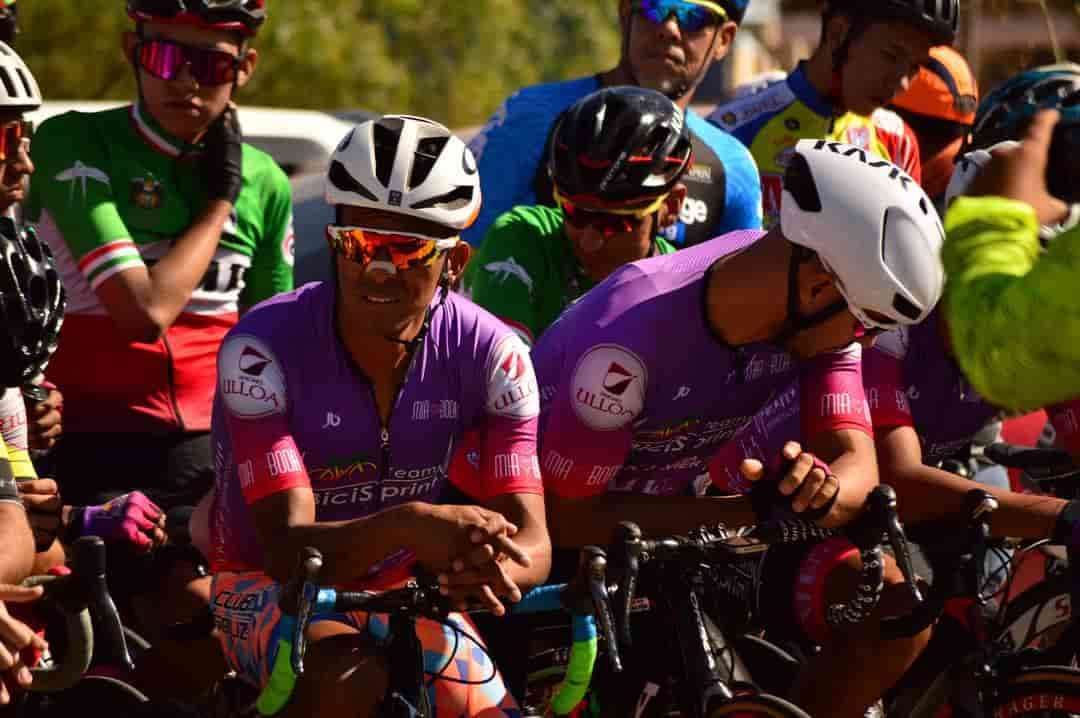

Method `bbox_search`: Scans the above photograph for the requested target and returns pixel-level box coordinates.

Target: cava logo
[571,344,647,431]
[603,362,634,396]
[239,345,271,377]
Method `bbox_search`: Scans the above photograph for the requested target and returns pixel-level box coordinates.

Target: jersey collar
[130,103,204,159]
[788,62,837,119]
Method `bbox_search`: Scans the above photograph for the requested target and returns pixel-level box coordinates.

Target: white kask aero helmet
[779,139,945,331]
[0,42,40,111]
[325,115,482,232]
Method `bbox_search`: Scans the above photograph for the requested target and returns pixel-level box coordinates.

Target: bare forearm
[888,462,1063,538]
[142,200,232,331]
[0,504,34,584]
[262,503,413,585]
[31,540,66,576]
[547,493,755,549]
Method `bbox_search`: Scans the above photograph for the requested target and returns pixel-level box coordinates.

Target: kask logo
[239,345,271,377]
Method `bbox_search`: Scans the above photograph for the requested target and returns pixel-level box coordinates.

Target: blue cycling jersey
[465,76,763,248]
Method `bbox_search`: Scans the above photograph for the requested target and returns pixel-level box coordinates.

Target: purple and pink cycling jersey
[531,231,872,501]
[207,281,543,585]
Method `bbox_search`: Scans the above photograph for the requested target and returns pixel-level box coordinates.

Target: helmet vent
[372,118,404,188]
[327,161,377,201]
[412,185,474,211]
[0,68,16,101]
[783,154,822,212]
[892,293,922,321]
[409,136,448,190]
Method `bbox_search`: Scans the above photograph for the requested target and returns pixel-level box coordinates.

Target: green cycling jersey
[943,196,1080,411]
[461,204,675,345]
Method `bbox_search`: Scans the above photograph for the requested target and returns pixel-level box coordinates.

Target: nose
[11,139,32,176]
[173,62,199,90]
[364,247,398,281]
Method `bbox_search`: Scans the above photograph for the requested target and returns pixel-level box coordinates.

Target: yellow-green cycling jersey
[709,62,922,228]
[943,197,1080,412]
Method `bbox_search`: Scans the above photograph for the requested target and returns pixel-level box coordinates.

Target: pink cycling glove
[79,492,163,550]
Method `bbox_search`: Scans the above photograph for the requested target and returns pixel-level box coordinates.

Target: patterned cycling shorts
[210,572,521,717]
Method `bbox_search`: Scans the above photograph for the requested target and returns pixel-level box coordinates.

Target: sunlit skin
[604,2,737,109]
[122,21,257,143]
[564,185,687,282]
[805,15,936,116]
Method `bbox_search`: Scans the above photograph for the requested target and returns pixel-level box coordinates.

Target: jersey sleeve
[240,158,295,309]
[0,388,34,480]
[463,91,551,246]
[216,333,309,504]
[799,343,873,439]
[463,210,545,345]
[872,109,923,185]
[715,140,764,234]
[538,342,647,499]
[27,113,145,289]
[464,335,543,501]
[943,197,1080,411]
[862,331,915,431]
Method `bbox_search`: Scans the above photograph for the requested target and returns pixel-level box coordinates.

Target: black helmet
[548,86,693,205]
[0,219,65,388]
[127,0,266,37]
[827,0,959,46]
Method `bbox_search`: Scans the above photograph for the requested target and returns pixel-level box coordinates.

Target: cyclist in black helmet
[463,86,694,345]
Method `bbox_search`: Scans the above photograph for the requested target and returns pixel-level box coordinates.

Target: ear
[446,241,472,283]
[122,31,138,64]
[713,21,738,61]
[659,184,688,229]
[234,47,258,89]
[823,13,851,53]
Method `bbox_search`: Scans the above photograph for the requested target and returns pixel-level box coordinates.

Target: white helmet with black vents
[325,115,482,232]
[780,138,945,330]
[0,42,39,111]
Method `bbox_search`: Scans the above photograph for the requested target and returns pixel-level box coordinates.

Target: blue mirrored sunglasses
[635,0,727,32]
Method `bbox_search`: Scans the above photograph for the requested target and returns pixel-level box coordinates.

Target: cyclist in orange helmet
[889,45,978,209]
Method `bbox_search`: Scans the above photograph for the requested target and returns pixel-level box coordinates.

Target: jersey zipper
[160,335,186,431]
[370,351,421,512]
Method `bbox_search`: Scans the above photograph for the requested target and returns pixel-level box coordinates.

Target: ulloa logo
[239,346,271,377]
[603,363,634,396]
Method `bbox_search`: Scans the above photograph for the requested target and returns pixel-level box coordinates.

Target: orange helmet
[891,46,978,126]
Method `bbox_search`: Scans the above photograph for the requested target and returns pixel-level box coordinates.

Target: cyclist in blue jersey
[465,0,762,249]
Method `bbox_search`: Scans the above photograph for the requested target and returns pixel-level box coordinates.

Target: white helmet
[780,139,945,329]
[325,115,481,232]
[0,42,39,111]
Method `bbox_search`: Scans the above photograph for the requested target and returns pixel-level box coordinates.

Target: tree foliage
[14,1,622,127]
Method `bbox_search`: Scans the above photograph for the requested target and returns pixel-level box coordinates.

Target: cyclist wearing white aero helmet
[207,115,550,717]
[535,139,943,718]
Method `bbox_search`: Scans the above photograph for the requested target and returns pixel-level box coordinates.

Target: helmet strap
[769,243,848,346]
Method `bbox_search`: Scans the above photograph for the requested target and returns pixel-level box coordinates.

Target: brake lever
[290,548,324,677]
[610,522,642,652]
[72,536,134,672]
[963,490,999,602]
[873,485,923,604]
[582,546,621,673]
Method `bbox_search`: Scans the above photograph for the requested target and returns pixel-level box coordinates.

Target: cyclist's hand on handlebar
[969,109,1069,225]
[740,441,839,515]
[18,479,63,550]
[80,492,165,551]
[0,584,46,704]
[25,388,62,452]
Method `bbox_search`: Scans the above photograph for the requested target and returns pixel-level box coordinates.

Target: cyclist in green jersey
[943,110,1080,411]
[26,0,293,512]
[463,86,693,346]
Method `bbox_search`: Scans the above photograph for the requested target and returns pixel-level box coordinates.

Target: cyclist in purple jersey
[206,116,550,717]
[536,140,945,718]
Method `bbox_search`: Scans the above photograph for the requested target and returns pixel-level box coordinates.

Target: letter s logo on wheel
[219,336,287,419]
[571,345,647,431]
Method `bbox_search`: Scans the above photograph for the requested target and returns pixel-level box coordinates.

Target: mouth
[362,295,399,305]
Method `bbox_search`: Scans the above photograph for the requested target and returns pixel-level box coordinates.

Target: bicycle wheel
[707,693,812,718]
[983,664,1080,716]
[997,571,1071,650]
